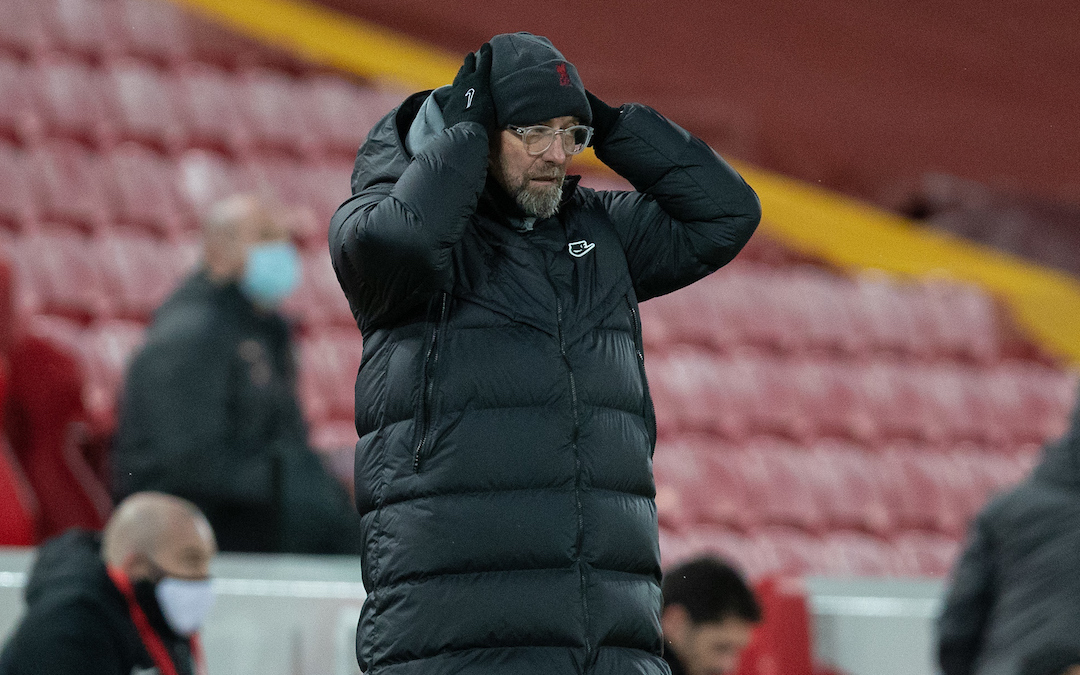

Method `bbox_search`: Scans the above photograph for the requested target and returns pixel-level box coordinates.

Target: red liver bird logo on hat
[556,62,571,87]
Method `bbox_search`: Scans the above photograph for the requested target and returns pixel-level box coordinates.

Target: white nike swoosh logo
[568,240,595,257]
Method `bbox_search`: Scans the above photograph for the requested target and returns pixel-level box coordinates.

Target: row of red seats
[0,141,354,243]
[640,262,1003,363]
[8,230,352,326]
[0,0,309,70]
[652,435,1038,538]
[661,525,962,579]
[297,329,365,427]
[0,53,401,159]
[23,313,363,440]
[1,253,41,545]
[647,347,1076,446]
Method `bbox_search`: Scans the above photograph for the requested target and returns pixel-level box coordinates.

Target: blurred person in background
[938,385,1080,675]
[330,31,760,675]
[0,492,216,675]
[661,557,761,675]
[112,195,360,554]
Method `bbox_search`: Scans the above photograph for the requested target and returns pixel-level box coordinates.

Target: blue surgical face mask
[240,241,301,307]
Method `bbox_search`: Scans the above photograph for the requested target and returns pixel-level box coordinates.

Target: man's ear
[661,604,691,645]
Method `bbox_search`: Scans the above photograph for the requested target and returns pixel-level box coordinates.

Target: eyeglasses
[507,124,594,156]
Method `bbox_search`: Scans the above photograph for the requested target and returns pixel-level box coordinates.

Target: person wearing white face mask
[111,195,361,554]
[0,492,217,675]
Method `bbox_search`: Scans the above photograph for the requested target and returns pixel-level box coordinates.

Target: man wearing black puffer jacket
[329,32,761,675]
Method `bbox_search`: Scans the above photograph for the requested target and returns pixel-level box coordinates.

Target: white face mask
[155,578,216,637]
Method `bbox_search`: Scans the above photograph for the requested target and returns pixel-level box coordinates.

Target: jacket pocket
[626,295,657,451]
[412,292,450,472]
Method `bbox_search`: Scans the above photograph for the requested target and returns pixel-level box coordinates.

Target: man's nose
[540,136,568,163]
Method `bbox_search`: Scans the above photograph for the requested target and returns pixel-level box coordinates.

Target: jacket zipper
[413,293,449,473]
[554,297,591,660]
[626,297,657,449]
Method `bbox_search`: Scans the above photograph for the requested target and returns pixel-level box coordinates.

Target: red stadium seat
[1006,365,1077,444]
[31,55,113,146]
[891,530,961,578]
[880,445,974,537]
[0,56,41,145]
[102,59,185,153]
[0,256,41,543]
[95,233,183,321]
[0,142,38,231]
[0,433,40,545]
[850,277,931,359]
[653,436,743,532]
[174,149,257,220]
[305,75,390,157]
[751,526,836,577]
[781,269,862,357]
[247,157,324,246]
[102,144,189,238]
[658,527,696,570]
[682,526,769,580]
[115,0,193,65]
[647,349,750,439]
[10,231,110,321]
[0,0,51,58]
[281,249,355,328]
[42,0,123,60]
[742,439,826,532]
[916,281,1001,364]
[302,161,354,244]
[823,530,904,577]
[81,319,147,430]
[173,64,253,156]
[297,328,364,425]
[27,141,112,232]
[811,441,893,535]
[791,359,877,442]
[6,328,111,537]
[238,68,320,158]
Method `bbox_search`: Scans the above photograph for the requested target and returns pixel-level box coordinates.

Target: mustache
[527,168,565,181]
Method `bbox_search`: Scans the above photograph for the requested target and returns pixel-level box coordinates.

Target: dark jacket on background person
[664,650,689,675]
[938,387,1080,675]
[112,271,359,554]
[330,90,760,675]
[0,530,194,675]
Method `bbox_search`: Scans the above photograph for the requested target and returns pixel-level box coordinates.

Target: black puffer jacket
[938,385,1080,675]
[329,90,760,675]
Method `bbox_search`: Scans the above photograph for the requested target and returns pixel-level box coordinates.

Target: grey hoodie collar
[405,86,450,158]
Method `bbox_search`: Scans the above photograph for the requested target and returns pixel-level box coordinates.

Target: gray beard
[513,177,564,219]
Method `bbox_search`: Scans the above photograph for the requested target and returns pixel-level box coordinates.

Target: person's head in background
[1019,646,1080,675]
[662,557,761,675]
[201,194,301,309]
[102,492,218,637]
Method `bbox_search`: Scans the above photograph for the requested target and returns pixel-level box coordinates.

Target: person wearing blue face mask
[0,492,217,675]
[111,195,361,554]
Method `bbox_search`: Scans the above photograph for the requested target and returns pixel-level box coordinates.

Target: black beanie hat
[488,32,592,128]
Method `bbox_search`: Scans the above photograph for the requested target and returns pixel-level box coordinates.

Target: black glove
[586,90,621,147]
[441,42,495,130]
